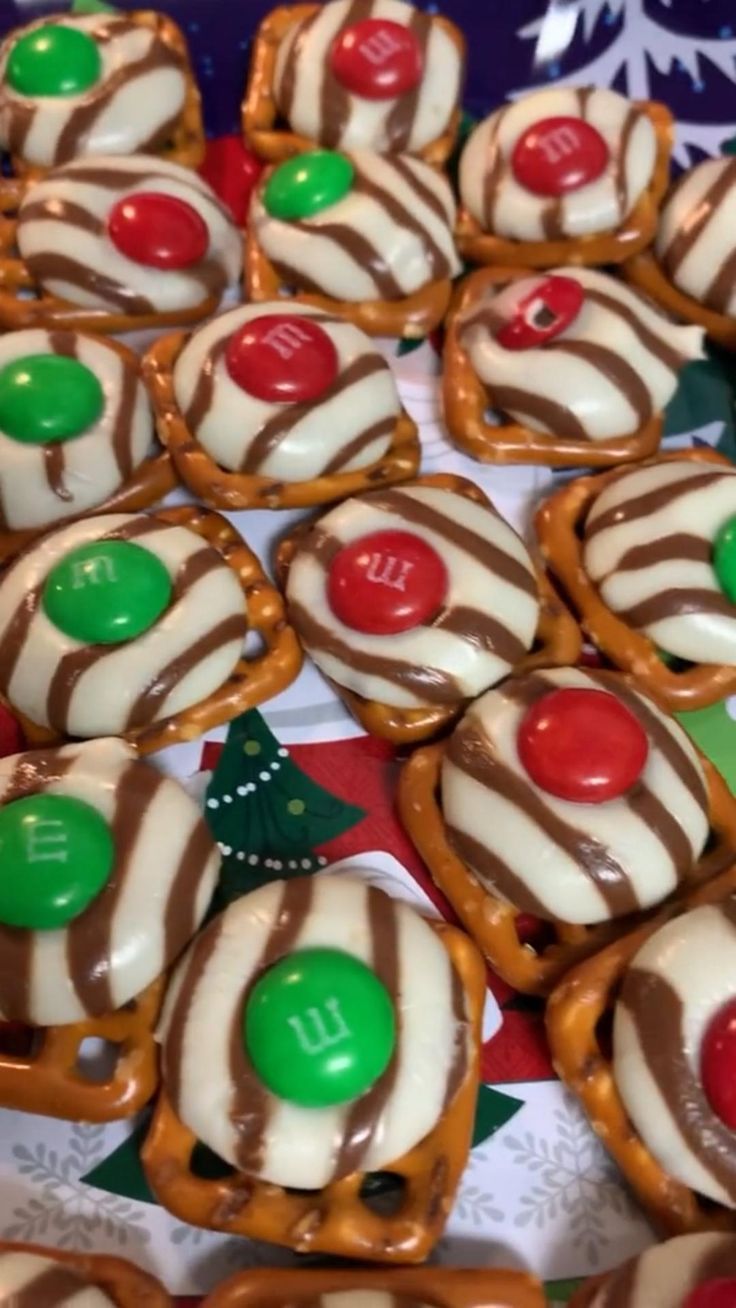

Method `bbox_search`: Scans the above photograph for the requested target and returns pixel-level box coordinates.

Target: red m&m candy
[683,1282,736,1308]
[330,19,423,100]
[107,192,208,269]
[226,314,338,403]
[327,530,448,635]
[517,687,648,803]
[511,116,609,197]
[497,275,584,351]
[701,997,736,1129]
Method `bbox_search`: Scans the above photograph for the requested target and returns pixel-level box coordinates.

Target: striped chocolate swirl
[459,86,656,242]
[285,484,539,710]
[0,737,219,1027]
[590,1233,736,1308]
[460,267,702,441]
[16,155,241,316]
[172,303,401,481]
[0,1251,116,1308]
[252,150,460,303]
[159,872,470,1188]
[0,13,188,169]
[441,666,709,925]
[0,511,247,739]
[656,157,736,316]
[0,328,153,533]
[583,459,736,664]
[614,901,736,1209]
[272,0,463,155]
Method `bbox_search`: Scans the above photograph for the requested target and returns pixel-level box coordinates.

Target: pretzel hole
[0,1020,40,1058]
[244,629,266,660]
[75,1037,123,1082]
[594,1006,615,1064]
[189,1140,238,1181]
[358,1171,407,1216]
[483,405,505,427]
[514,913,557,954]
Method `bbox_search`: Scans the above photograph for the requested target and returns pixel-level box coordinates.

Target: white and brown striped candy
[0,511,247,739]
[583,459,736,664]
[173,303,400,480]
[251,150,460,302]
[159,872,470,1188]
[459,87,656,242]
[0,328,154,532]
[0,737,219,1026]
[656,158,736,317]
[614,902,736,1208]
[289,1297,433,1308]
[589,1233,736,1307]
[16,155,242,316]
[459,268,703,441]
[273,0,463,154]
[0,1250,115,1308]
[0,14,188,170]
[441,667,709,925]
[285,485,539,709]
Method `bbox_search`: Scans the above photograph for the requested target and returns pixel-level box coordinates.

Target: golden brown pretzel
[10,505,303,756]
[0,1240,170,1308]
[0,333,177,565]
[1,9,205,182]
[142,328,420,511]
[142,920,484,1263]
[204,1266,546,1308]
[0,976,163,1122]
[535,446,736,711]
[397,700,736,994]
[245,220,453,341]
[547,860,736,1236]
[241,3,465,168]
[455,101,673,269]
[567,1279,606,1308]
[276,472,581,744]
[622,246,736,351]
[442,266,663,467]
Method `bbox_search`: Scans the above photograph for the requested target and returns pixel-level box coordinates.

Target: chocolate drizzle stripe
[448,721,640,915]
[621,967,736,1201]
[289,215,403,300]
[183,338,229,433]
[482,108,507,232]
[276,7,320,125]
[661,160,736,280]
[442,953,470,1112]
[239,354,386,474]
[541,198,565,242]
[615,105,640,216]
[693,1237,736,1282]
[704,244,736,315]
[19,198,104,237]
[331,885,401,1179]
[163,915,225,1114]
[5,1265,87,1308]
[616,587,736,628]
[269,257,333,297]
[583,288,686,373]
[317,0,370,150]
[352,161,451,281]
[607,533,711,575]
[4,100,36,157]
[44,444,73,503]
[229,877,316,1173]
[445,821,550,917]
[584,470,733,541]
[322,414,396,475]
[720,898,736,929]
[163,814,216,965]
[65,760,165,1015]
[492,383,590,442]
[125,612,246,730]
[434,605,525,665]
[110,353,140,482]
[383,7,433,151]
[362,488,537,599]
[24,252,156,316]
[389,155,451,227]
[545,338,652,427]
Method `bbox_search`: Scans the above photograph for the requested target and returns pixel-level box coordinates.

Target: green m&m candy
[42,540,172,645]
[0,793,114,930]
[713,515,736,603]
[0,355,104,444]
[263,151,354,221]
[7,24,102,98]
[244,946,396,1108]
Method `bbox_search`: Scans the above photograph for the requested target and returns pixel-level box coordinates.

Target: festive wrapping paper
[3,0,736,1302]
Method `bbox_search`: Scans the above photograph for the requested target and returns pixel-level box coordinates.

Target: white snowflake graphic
[2,1126,151,1252]
[517,0,736,164]
[451,1151,504,1228]
[502,1098,638,1266]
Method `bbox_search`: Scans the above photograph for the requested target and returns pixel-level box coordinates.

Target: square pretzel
[455,101,673,270]
[276,472,582,745]
[535,447,736,711]
[241,4,465,168]
[12,505,303,756]
[142,920,485,1263]
[143,328,420,511]
[397,682,736,995]
[0,333,176,566]
[203,1266,546,1308]
[0,976,163,1122]
[245,220,453,340]
[623,246,736,352]
[442,266,663,468]
[0,1240,170,1308]
[546,859,736,1235]
[1,9,205,183]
